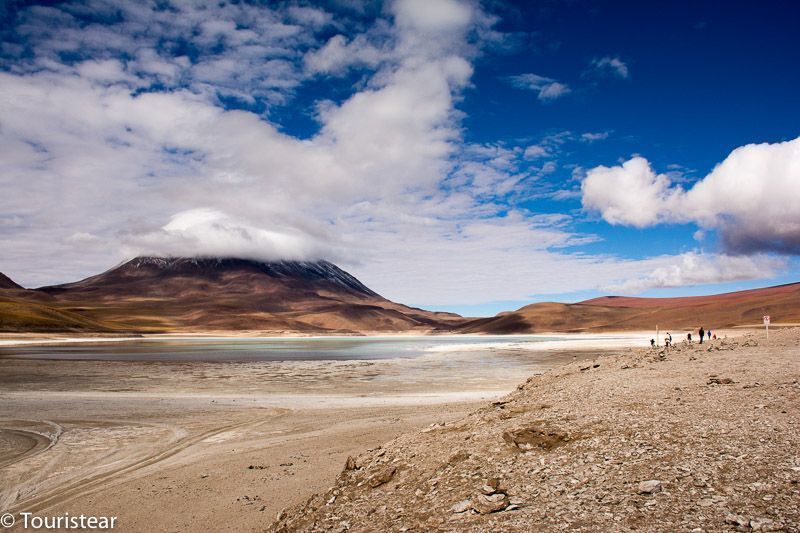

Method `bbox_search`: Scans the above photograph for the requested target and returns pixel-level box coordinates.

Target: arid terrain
[273,328,800,532]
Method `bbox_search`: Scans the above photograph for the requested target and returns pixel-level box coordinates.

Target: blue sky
[0,0,798,316]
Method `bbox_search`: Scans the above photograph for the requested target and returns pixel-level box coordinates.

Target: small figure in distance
[664,334,671,348]
[650,338,656,348]
[668,332,673,345]
[687,332,692,343]
[699,326,705,344]
[712,333,717,340]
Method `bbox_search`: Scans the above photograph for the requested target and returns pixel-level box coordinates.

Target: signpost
[763,315,770,344]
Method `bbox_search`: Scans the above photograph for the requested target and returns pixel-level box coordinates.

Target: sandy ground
[0,336,631,532]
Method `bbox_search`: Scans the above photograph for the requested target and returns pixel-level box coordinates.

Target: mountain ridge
[1,257,798,334]
[459,282,800,334]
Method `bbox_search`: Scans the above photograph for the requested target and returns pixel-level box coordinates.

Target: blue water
[0,335,578,362]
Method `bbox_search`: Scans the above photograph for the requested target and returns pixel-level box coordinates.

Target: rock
[472,493,509,514]
[450,499,472,513]
[707,377,735,385]
[368,467,396,488]
[725,513,749,527]
[344,456,357,471]
[480,478,501,494]
[502,425,570,451]
[637,480,662,494]
[750,517,775,531]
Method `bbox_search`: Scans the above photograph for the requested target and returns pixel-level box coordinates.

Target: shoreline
[0,330,717,349]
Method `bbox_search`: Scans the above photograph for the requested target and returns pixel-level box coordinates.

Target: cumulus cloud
[581,137,800,254]
[606,252,787,294]
[507,73,571,101]
[588,56,629,78]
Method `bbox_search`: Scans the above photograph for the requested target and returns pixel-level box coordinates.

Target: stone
[451,499,472,513]
[637,480,662,494]
[344,456,357,471]
[503,425,569,451]
[749,517,774,531]
[480,478,501,494]
[368,467,396,488]
[725,513,749,527]
[472,493,509,514]
[707,377,735,385]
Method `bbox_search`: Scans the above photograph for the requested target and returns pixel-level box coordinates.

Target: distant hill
[458,282,800,334]
[21,257,462,334]
[0,272,21,289]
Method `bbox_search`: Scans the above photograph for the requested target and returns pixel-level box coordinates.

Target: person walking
[687,332,692,343]
[699,326,705,344]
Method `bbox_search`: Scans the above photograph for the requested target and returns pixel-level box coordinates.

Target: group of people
[650,326,717,348]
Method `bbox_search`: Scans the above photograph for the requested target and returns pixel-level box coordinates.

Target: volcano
[24,257,462,333]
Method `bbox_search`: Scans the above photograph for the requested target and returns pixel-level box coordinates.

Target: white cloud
[507,73,571,101]
[392,0,473,33]
[581,156,683,227]
[581,137,800,254]
[3,1,325,106]
[523,145,548,159]
[581,131,610,142]
[123,209,341,262]
[589,56,629,78]
[606,252,787,294]
[304,34,385,75]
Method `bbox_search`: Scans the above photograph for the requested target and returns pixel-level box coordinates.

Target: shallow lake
[0,334,640,362]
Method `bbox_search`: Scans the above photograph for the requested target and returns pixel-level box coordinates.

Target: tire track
[5,413,283,516]
[0,420,62,470]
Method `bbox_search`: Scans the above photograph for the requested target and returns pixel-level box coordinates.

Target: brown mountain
[0,272,21,289]
[0,270,123,332]
[459,282,800,334]
[23,257,462,333]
